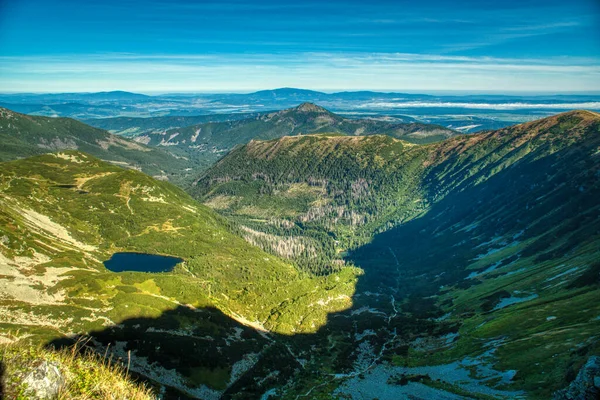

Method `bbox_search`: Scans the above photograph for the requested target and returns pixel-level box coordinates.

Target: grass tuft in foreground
[1,338,155,400]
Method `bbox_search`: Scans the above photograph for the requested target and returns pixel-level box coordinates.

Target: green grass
[0,340,155,399]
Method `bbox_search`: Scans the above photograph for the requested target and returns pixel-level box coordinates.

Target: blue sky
[0,0,599,93]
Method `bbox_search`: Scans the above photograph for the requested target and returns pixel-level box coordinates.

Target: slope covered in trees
[194,111,600,398]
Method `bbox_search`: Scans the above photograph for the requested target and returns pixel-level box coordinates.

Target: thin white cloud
[502,21,582,32]
[438,18,587,53]
[0,52,599,92]
[355,101,600,110]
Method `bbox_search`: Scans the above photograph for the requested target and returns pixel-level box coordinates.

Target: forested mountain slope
[194,111,600,398]
[196,110,599,270]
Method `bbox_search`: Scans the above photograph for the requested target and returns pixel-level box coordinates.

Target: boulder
[22,361,65,399]
[553,356,600,400]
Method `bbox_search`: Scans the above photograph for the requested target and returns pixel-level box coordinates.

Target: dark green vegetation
[194,134,428,273]
[0,107,188,181]
[195,110,600,398]
[110,102,455,172]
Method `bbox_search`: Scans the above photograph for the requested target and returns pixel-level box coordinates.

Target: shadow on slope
[47,305,276,399]
[45,304,457,399]
[348,130,600,299]
[344,134,600,398]
[0,360,4,399]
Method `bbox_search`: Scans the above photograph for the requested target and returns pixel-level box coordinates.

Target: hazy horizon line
[2,88,600,96]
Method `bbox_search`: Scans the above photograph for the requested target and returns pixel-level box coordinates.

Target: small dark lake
[103,252,183,273]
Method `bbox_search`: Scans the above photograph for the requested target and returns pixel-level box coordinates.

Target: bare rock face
[553,356,600,400]
[22,361,65,399]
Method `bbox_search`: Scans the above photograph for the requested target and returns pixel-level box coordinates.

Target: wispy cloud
[1,52,599,93]
[435,14,593,54]
[502,21,582,32]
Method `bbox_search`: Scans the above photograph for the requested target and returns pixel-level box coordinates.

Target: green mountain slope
[126,103,455,172]
[0,107,188,180]
[196,110,600,398]
[193,134,430,273]
[344,110,600,399]
[3,111,599,399]
[0,151,358,396]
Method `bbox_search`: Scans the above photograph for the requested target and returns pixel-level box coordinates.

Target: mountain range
[0,106,599,399]
[3,88,599,133]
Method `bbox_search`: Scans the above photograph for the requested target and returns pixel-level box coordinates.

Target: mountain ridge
[196,109,599,273]
[96,102,453,177]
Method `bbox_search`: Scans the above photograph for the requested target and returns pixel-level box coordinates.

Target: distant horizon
[2,87,600,96]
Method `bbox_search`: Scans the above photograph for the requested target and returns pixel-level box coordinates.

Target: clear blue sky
[0,0,599,93]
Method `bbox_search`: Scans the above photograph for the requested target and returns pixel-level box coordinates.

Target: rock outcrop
[553,356,600,400]
[22,361,65,399]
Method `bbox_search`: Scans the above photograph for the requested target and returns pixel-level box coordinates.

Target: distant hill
[210,87,434,103]
[5,89,597,134]
[125,102,455,172]
[0,106,188,179]
[0,91,154,119]
[248,87,326,99]
[78,90,151,101]
[0,90,150,103]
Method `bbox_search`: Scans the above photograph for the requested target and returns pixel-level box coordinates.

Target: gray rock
[22,361,65,399]
[553,356,600,400]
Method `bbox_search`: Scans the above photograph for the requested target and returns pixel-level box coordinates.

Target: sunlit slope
[0,150,360,396]
[0,151,357,339]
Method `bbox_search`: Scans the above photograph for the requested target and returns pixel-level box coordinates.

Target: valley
[3,0,600,397]
[194,109,600,398]
[0,107,599,399]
